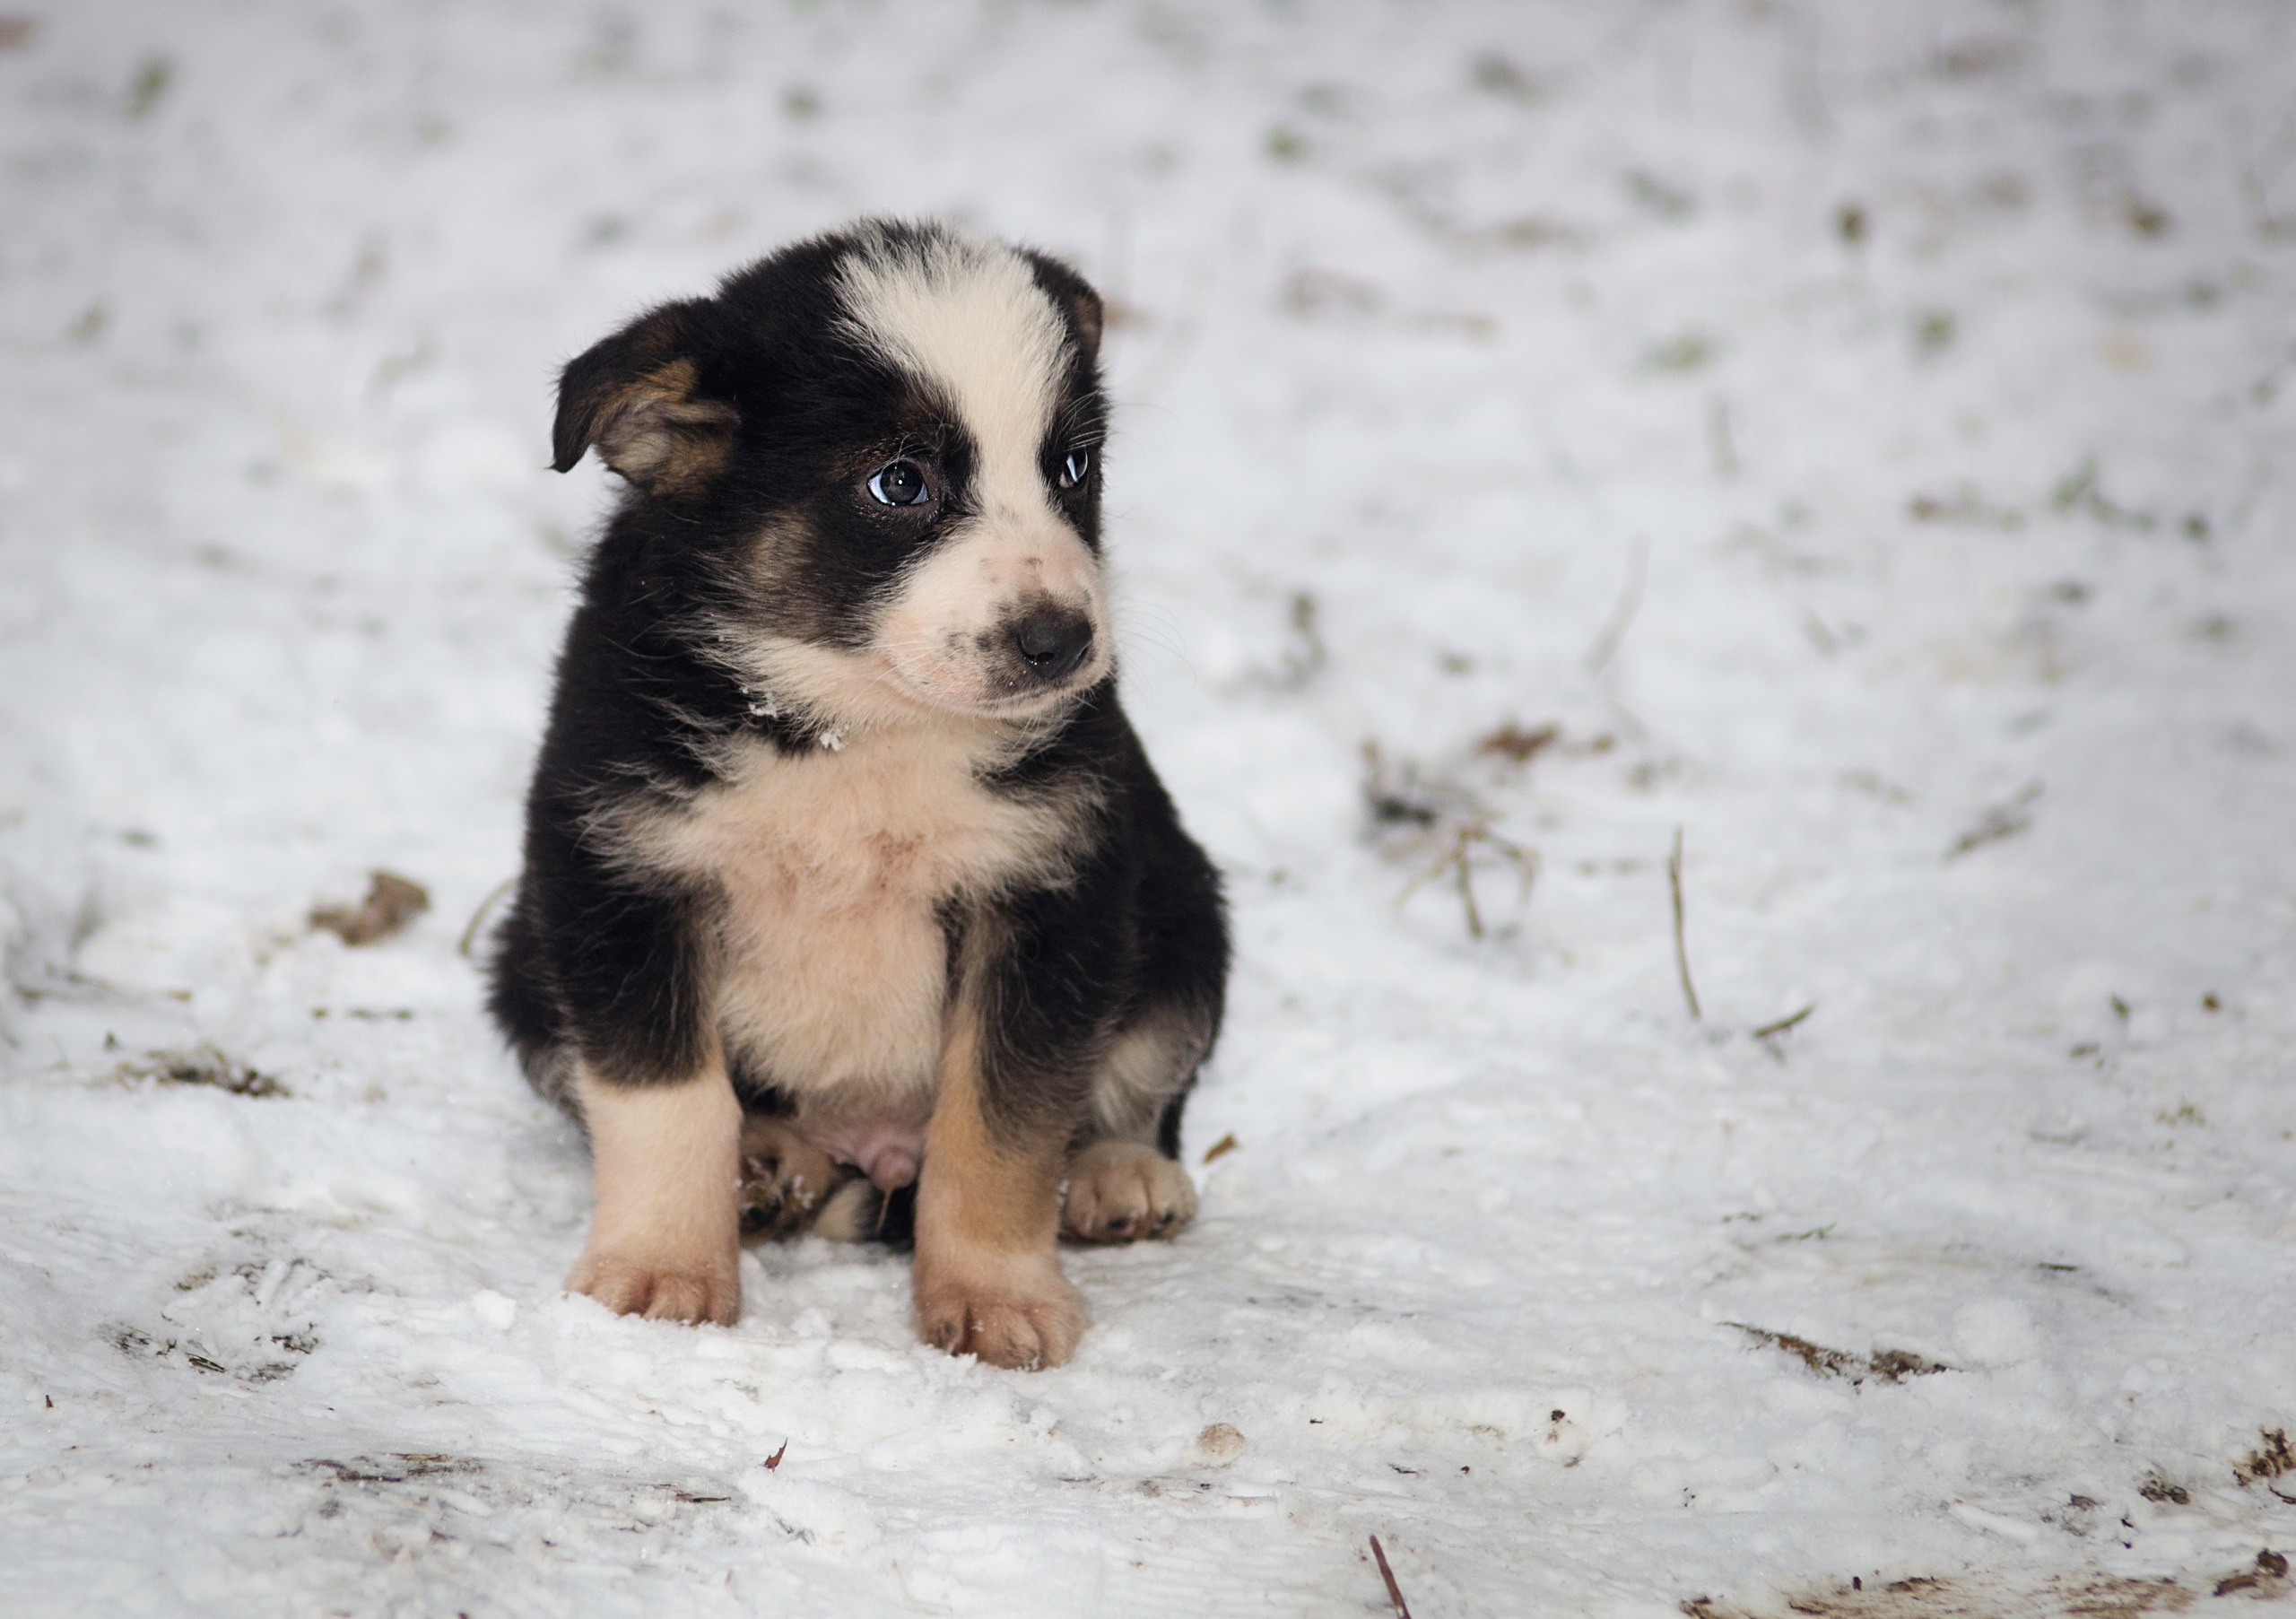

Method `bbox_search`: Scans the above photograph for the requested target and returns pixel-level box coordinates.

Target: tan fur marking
[602,728,1093,1136]
[827,228,1111,721]
[810,1178,883,1243]
[1063,1139,1198,1243]
[718,623,944,736]
[568,1061,743,1325]
[911,1019,1084,1370]
[594,358,737,494]
[1089,1008,1205,1142]
[873,518,1110,714]
[736,1114,856,1241]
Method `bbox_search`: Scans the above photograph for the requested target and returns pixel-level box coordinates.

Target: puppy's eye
[1057,448,1092,490]
[867,459,930,507]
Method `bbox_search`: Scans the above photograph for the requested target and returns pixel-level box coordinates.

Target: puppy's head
[553,221,1113,731]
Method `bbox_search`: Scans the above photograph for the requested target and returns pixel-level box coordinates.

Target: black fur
[488,221,1227,1212]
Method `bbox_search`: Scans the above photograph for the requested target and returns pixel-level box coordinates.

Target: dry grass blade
[1475,720,1559,764]
[1752,1005,1814,1040]
[1365,742,1538,940]
[1584,533,1648,675]
[1668,827,1701,1021]
[1369,1536,1413,1619]
[1280,589,1326,687]
[1944,781,2042,860]
[1395,823,1537,940]
[457,874,517,958]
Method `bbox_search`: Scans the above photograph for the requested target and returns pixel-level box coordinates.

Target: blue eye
[868,459,929,506]
[1057,448,1091,490]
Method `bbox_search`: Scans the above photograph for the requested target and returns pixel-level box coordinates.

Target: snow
[4,2,2294,1614]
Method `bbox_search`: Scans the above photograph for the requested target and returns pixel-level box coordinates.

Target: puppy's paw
[1063,1140,1198,1243]
[912,1262,1086,1371]
[737,1117,857,1241]
[566,1249,740,1327]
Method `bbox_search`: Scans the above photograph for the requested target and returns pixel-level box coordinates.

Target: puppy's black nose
[1011,608,1095,682]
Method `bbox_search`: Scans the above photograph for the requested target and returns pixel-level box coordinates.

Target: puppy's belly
[718,876,944,1189]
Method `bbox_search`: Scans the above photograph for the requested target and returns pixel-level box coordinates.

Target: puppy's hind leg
[1063,1139,1198,1243]
[1062,1012,1204,1244]
[570,1061,744,1325]
[736,1114,871,1241]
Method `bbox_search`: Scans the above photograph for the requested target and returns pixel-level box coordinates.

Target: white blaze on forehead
[833,230,1070,489]
[822,227,1111,721]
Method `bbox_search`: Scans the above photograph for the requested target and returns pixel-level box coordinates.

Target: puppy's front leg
[912,1023,1085,1371]
[569,1060,743,1325]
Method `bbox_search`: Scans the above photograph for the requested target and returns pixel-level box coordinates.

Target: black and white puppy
[489,220,1228,1371]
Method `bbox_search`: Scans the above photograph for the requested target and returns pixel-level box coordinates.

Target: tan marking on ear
[910,1016,1084,1371]
[1062,1139,1198,1243]
[592,358,738,495]
[567,1059,744,1325]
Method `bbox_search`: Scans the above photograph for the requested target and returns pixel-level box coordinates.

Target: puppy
[489,220,1229,1371]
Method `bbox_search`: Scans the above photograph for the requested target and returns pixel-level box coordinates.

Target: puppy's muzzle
[1010,605,1096,684]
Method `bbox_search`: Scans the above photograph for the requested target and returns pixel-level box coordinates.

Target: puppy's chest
[645,733,1057,1102]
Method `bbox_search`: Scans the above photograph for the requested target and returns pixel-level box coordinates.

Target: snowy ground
[4,2,2295,1614]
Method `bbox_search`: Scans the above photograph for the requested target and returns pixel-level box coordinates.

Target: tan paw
[737,1117,857,1241]
[1062,1140,1199,1242]
[566,1249,740,1327]
[912,1262,1086,1371]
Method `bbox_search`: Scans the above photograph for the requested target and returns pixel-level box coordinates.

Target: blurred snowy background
[3,3,2293,1615]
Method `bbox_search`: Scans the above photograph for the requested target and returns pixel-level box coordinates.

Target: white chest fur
[620,724,1074,1121]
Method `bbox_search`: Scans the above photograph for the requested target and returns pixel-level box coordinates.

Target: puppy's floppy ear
[552,300,739,496]
[1022,251,1106,363]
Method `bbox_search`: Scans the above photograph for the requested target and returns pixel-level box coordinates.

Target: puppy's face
[554,222,1114,731]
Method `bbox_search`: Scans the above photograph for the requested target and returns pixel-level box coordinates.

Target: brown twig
[1396,823,1537,940]
[1369,1536,1413,1619]
[1365,742,1538,939]
[1453,835,1483,938]
[1668,827,1701,1021]
[1475,721,1559,764]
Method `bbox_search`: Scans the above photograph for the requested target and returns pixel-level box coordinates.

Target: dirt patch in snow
[113,1044,286,1098]
[1683,1571,2195,1617]
[1687,1553,2293,1618]
[1726,1323,1952,1385]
